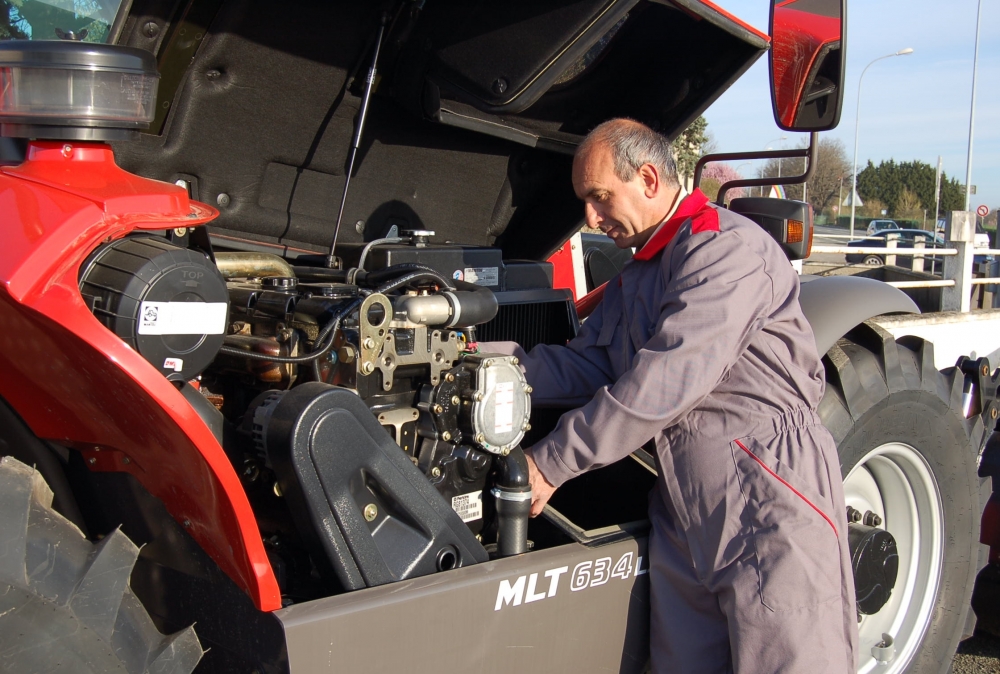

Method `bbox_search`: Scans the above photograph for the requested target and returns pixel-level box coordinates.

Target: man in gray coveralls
[490,119,859,673]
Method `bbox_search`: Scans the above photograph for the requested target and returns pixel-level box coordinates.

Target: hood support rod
[326,11,389,268]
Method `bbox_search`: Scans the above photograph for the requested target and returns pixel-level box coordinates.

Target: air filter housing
[0,41,158,141]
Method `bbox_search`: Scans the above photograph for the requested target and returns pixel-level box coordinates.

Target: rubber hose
[448,279,499,326]
[494,447,531,557]
[358,263,455,290]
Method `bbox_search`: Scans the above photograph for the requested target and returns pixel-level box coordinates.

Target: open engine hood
[110,0,768,261]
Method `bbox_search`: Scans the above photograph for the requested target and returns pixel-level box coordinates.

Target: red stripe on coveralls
[734,439,838,536]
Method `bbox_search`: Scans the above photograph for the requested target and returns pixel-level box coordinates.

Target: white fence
[808,212,999,311]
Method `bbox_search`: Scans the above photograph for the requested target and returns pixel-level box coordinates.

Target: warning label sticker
[138,302,227,336]
[464,267,499,287]
[452,491,483,522]
[163,358,184,372]
[494,381,514,434]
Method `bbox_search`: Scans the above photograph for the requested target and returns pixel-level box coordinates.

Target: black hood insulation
[112,0,766,261]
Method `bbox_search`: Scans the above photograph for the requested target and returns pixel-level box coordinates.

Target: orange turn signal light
[787,219,804,244]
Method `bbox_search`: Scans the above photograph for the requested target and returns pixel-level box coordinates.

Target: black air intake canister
[79,235,229,381]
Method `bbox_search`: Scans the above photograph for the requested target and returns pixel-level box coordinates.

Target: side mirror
[769,0,846,131]
[728,197,813,261]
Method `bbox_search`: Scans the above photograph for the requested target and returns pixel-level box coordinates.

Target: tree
[755,137,850,215]
[856,159,966,219]
[1,1,29,39]
[860,198,886,219]
[699,162,747,202]
[896,188,924,221]
[673,116,708,188]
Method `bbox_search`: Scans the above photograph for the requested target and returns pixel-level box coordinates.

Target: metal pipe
[964,0,983,211]
[850,48,914,238]
[215,252,296,279]
[714,132,820,206]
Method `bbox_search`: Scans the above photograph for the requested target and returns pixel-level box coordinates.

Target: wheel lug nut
[846,506,863,523]
[863,510,882,527]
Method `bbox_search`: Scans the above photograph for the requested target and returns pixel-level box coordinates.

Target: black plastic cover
[262,383,488,590]
[848,523,899,615]
[362,244,504,291]
[78,235,229,381]
[728,197,813,261]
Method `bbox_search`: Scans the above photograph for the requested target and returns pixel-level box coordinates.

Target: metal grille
[477,299,577,352]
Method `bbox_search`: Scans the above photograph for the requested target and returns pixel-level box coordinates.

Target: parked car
[866,219,900,236]
[847,229,945,272]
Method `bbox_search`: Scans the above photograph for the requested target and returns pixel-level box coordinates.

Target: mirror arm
[690,132,818,206]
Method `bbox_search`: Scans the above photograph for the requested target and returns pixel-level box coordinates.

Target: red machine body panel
[0,142,281,612]
[771,0,840,128]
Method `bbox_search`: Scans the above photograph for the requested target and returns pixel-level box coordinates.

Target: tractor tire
[0,456,203,674]
[819,322,982,674]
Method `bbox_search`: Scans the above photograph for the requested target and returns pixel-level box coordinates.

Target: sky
[705,0,999,214]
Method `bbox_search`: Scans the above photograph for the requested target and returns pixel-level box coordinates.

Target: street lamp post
[850,48,914,239]
[964,0,983,211]
[761,136,786,197]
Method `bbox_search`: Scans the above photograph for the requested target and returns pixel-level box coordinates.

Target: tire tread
[0,456,203,674]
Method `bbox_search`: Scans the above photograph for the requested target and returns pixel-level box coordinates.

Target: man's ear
[638,163,660,198]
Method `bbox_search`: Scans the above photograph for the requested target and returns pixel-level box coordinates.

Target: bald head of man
[572,119,683,249]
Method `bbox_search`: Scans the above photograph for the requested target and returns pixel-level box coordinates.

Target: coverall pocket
[731,436,842,612]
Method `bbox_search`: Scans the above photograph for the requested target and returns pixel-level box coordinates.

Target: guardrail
[808,216,999,310]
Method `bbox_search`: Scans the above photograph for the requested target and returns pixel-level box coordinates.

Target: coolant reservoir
[0,40,158,140]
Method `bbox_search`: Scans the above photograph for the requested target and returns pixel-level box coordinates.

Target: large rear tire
[819,323,982,674]
[0,456,203,674]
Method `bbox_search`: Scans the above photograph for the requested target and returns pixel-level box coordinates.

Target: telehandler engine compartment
[80,231,539,593]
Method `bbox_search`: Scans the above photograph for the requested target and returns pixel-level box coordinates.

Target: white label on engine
[138,302,227,336]
[452,491,483,522]
[464,267,499,287]
[494,381,515,434]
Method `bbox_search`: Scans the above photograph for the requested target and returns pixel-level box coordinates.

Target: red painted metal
[771,3,841,128]
[575,282,607,320]
[0,141,281,612]
[690,0,770,43]
[981,492,1000,564]
[548,241,578,301]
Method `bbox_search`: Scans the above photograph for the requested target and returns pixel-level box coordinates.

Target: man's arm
[530,229,774,490]
[481,291,617,407]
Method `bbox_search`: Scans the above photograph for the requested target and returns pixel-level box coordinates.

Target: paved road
[954,632,1000,672]
[806,224,852,271]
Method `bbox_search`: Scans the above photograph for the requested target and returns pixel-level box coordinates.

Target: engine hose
[493,447,532,557]
[357,263,455,290]
[448,279,499,326]
[218,270,438,364]
[219,299,358,364]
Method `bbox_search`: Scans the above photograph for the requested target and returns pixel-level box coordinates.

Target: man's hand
[525,450,557,517]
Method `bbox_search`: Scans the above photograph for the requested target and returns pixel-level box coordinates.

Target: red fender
[0,142,281,611]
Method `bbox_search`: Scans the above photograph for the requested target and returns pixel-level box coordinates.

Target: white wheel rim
[844,442,943,674]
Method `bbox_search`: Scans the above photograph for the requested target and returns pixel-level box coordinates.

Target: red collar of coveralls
[633,188,719,261]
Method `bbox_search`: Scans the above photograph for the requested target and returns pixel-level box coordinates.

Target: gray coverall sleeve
[530,230,775,487]
[483,298,616,408]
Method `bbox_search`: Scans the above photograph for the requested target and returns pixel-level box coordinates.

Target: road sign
[978,205,989,217]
